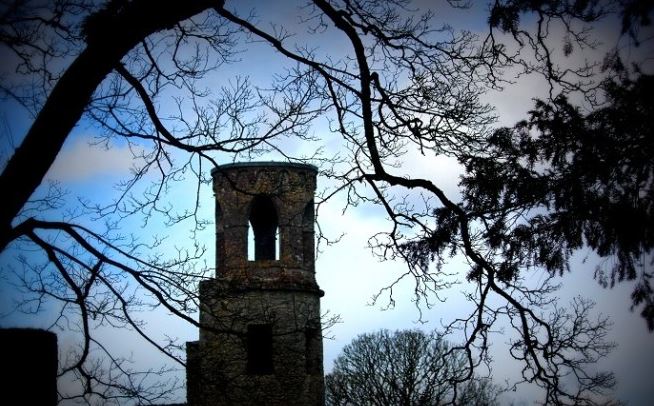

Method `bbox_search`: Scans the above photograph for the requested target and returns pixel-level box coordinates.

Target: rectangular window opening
[247,324,274,375]
[305,327,321,375]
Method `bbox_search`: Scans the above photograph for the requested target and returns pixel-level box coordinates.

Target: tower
[186,162,324,406]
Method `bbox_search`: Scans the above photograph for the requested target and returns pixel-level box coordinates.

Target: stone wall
[212,162,317,277]
[188,283,323,405]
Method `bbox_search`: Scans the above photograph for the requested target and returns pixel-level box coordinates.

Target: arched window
[248,195,279,261]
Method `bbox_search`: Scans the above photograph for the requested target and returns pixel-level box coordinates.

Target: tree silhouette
[325,329,500,406]
[458,73,654,329]
[0,0,651,403]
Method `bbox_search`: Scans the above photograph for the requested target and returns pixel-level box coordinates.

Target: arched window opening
[247,222,280,261]
[248,195,279,261]
[247,223,255,261]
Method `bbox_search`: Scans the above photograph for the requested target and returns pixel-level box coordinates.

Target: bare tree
[325,329,500,406]
[0,0,651,404]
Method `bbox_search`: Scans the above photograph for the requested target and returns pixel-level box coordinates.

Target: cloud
[316,191,471,373]
[46,136,141,182]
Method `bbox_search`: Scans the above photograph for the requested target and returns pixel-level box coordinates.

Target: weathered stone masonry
[186,162,324,406]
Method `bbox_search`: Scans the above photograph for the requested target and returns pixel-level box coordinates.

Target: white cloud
[316,191,472,372]
[46,136,142,182]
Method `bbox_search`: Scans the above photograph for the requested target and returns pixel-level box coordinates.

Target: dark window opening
[248,195,279,260]
[305,327,321,375]
[248,222,280,261]
[302,200,314,267]
[216,200,223,270]
[247,324,273,375]
[302,199,314,226]
[216,200,223,222]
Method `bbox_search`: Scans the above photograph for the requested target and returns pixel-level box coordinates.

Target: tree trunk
[0,0,223,251]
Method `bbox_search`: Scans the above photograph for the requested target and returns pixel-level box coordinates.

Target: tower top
[211,161,318,287]
[211,161,318,177]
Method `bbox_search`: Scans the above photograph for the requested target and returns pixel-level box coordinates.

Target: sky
[1,0,654,405]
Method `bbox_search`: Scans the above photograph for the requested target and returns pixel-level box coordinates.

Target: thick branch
[0,0,223,251]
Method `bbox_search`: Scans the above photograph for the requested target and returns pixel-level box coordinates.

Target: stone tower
[186,162,324,406]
